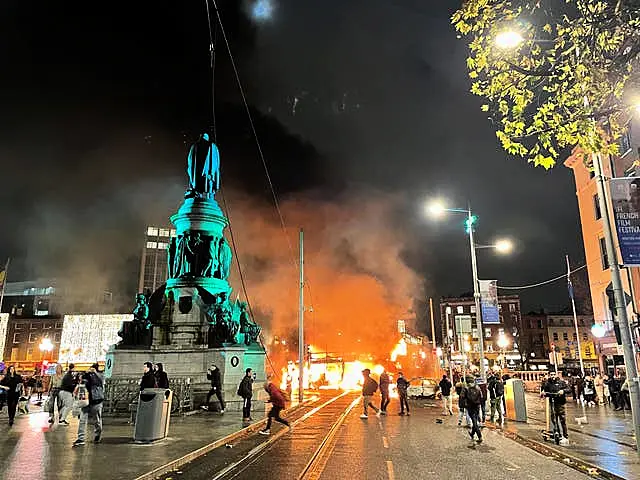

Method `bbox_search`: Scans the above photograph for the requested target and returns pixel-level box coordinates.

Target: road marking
[382,436,389,448]
[386,461,395,480]
[504,460,521,470]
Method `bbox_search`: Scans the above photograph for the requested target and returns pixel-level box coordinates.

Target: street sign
[479,280,500,324]
[611,177,640,266]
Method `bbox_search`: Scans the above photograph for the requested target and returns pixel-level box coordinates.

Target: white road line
[382,436,389,448]
[386,461,395,480]
[504,460,521,470]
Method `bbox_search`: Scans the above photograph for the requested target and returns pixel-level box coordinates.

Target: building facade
[564,124,640,372]
[439,295,522,370]
[2,316,64,364]
[138,225,176,293]
[520,313,550,370]
[546,314,598,372]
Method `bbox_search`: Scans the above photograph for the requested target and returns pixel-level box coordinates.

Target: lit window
[147,227,158,236]
[583,332,588,341]
[55,322,63,329]
[509,303,516,312]
[484,328,491,338]
[26,349,33,361]
[146,241,157,249]
[457,306,464,314]
[159,229,170,237]
[553,332,558,341]
[585,345,592,356]
[43,323,52,329]
[28,333,37,343]
[170,229,177,237]
[157,242,168,250]
[30,323,37,329]
[470,305,476,314]
[54,333,61,343]
[12,333,20,344]
[14,323,24,330]
[498,328,504,335]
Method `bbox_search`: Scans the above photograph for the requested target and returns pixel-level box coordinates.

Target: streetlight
[39,337,54,374]
[495,30,523,49]
[497,334,509,369]
[427,199,513,382]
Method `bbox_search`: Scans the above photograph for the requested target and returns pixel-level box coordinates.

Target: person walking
[154,363,169,389]
[464,376,483,444]
[73,363,104,447]
[540,371,569,445]
[439,374,453,415]
[140,362,156,390]
[487,373,504,423]
[476,376,488,424]
[237,368,254,422]
[259,378,291,435]
[455,377,470,426]
[595,373,605,405]
[47,364,64,424]
[583,375,596,406]
[379,369,391,415]
[0,366,22,427]
[396,372,410,416]
[602,374,611,406]
[360,369,380,419]
[58,364,76,425]
[202,364,225,412]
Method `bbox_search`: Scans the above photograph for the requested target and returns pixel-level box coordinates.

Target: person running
[439,374,453,415]
[73,363,104,447]
[0,366,22,427]
[464,376,483,444]
[360,369,380,419]
[154,363,169,389]
[396,372,410,416]
[237,368,254,422]
[259,378,291,435]
[540,371,569,446]
[379,369,391,415]
[48,364,64,424]
[202,364,225,412]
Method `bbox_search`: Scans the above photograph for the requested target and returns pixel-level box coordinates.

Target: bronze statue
[202,236,220,277]
[186,133,220,198]
[217,237,232,279]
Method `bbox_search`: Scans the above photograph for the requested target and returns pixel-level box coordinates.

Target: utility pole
[593,152,640,454]
[468,207,487,382]
[566,255,585,377]
[298,229,305,403]
[429,297,437,376]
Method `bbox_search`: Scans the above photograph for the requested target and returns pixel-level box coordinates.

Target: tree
[452,1,640,168]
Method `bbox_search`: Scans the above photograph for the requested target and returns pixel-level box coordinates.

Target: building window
[509,303,516,312]
[583,332,588,341]
[470,305,476,314]
[538,320,543,329]
[573,333,577,341]
[472,328,478,339]
[499,315,504,323]
[498,304,503,312]
[12,333,20,344]
[159,228,170,237]
[585,345,592,356]
[157,242,168,250]
[147,226,158,236]
[26,348,33,361]
[457,306,464,314]
[170,229,177,237]
[553,332,558,341]
[43,323,52,329]
[55,322,63,329]
[600,237,609,270]
[10,348,18,361]
[28,333,37,343]
[30,323,38,329]
[563,332,568,340]
[538,333,544,343]
[146,241,157,249]
[498,328,505,336]
[485,328,491,338]
[54,332,61,343]
[594,194,602,220]
[14,323,24,330]
[589,169,595,179]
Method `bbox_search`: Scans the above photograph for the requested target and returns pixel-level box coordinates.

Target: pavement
[0,395,282,480]
[492,393,640,479]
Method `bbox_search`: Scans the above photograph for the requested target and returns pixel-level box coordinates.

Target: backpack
[91,383,104,402]
[75,384,90,408]
[494,380,504,397]
[466,385,482,405]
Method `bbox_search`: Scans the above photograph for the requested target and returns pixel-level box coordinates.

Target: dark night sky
[0,1,586,322]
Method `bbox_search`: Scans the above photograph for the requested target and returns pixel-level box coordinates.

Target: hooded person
[259,376,291,435]
[202,364,225,412]
[140,362,156,391]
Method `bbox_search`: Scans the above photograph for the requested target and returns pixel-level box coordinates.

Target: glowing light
[497,334,509,349]
[435,348,442,358]
[495,30,523,49]
[390,339,408,361]
[427,200,446,218]
[251,0,274,21]
[591,323,607,338]
[495,239,513,254]
[39,337,53,352]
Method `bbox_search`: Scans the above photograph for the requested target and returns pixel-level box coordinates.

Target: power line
[498,264,587,290]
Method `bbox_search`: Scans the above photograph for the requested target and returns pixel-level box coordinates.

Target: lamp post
[39,337,54,375]
[497,334,509,369]
[427,200,513,382]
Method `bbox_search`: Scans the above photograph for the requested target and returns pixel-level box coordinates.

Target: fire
[390,339,407,361]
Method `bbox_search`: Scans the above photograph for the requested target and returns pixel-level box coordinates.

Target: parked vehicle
[407,378,438,399]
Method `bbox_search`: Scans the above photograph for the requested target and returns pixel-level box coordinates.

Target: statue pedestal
[105,345,266,412]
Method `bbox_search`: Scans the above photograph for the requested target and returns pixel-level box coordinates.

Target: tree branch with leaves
[452,0,640,168]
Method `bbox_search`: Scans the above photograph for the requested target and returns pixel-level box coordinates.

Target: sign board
[45,363,57,376]
[479,280,500,324]
[611,177,640,266]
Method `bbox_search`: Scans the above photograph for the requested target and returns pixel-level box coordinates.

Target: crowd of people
[549,371,633,410]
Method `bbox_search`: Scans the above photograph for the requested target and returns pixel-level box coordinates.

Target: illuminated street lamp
[427,198,514,382]
[497,334,510,368]
[39,337,54,373]
[591,323,607,339]
[495,30,524,49]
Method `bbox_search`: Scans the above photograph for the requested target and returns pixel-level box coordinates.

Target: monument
[105,133,265,412]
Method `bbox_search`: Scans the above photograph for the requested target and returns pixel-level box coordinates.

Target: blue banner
[479,280,500,324]
[611,177,640,266]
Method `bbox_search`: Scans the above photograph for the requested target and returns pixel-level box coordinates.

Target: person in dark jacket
[203,363,225,412]
[487,373,505,423]
[58,364,76,424]
[396,372,411,416]
[73,363,104,447]
[379,370,391,414]
[464,377,483,444]
[237,368,254,422]
[140,362,156,391]
[455,378,471,426]
[0,366,23,426]
[360,369,380,419]
[154,363,169,389]
[439,374,453,415]
[259,380,291,435]
[541,371,569,445]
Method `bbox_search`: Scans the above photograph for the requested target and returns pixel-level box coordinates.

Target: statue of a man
[186,133,220,198]
[174,235,187,277]
[217,237,232,279]
[202,236,219,277]
[167,237,177,278]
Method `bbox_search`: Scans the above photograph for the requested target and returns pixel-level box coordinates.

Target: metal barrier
[104,377,192,416]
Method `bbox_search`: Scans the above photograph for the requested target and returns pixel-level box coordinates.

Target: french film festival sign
[611,177,640,266]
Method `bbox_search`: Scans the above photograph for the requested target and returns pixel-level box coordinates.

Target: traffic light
[464,215,478,233]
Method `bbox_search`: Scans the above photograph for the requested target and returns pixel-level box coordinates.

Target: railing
[104,376,193,416]
[511,370,546,382]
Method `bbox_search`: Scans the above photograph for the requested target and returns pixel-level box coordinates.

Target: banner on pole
[479,279,500,324]
[611,177,640,266]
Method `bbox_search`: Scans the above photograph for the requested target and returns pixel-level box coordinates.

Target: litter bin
[133,388,173,442]
[504,378,527,422]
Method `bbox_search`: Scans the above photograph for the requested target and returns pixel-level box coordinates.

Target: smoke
[225,189,423,358]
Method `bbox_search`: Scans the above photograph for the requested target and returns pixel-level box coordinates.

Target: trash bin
[504,378,527,422]
[133,388,173,442]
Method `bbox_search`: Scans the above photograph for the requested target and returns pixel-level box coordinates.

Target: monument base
[104,345,266,413]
